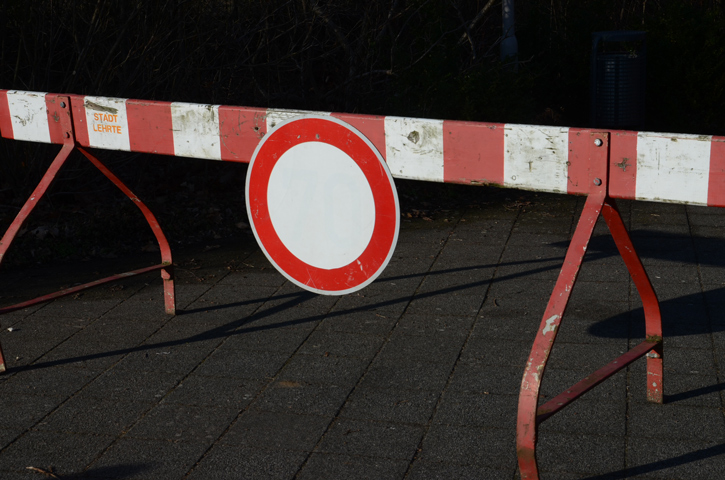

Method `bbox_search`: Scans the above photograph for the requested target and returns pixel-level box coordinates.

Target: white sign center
[266,141,376,270]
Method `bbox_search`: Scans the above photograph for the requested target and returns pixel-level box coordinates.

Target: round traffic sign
[245,115,399,295]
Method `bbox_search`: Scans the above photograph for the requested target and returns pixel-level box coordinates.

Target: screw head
[594,138,603,147]
[593,178,602,186]
[60,101,66,108]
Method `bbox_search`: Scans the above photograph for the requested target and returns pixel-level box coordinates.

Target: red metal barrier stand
[516,132,663,479]
[0,96,175,373]
[76,147,175,315]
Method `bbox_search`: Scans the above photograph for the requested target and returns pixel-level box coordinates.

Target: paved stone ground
[1,188,725,479]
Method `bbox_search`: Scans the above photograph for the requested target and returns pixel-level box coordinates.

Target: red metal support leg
[0,145,74,266]
[0,144,73,375]
[602,200,663,403]
[0,97,75,372]
[0,147,176,317]
[77,147,175,314]
[0,97,176,372]
[516,132,664,479]
[516,156,608,478]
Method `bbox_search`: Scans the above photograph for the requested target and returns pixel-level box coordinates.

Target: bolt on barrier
[2,89,725,479]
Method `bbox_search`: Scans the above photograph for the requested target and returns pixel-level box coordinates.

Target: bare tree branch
[458,0,497,44]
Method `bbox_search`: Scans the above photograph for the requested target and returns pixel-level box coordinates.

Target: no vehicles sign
[246,116,399,295]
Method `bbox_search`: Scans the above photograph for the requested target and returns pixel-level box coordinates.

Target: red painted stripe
[331,113,387,160]
[608,130,638,200]
[127,99,175,156]
[567,128,591,195]
[69,94,90,147]
[0,90,13,139]
[218,106,268,163]
[707,137,725,207]
[442,120,505,185]
[45,95,67,144]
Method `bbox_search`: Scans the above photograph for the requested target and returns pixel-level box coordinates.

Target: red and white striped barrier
[2,89,724,207]
[0,88,719,479]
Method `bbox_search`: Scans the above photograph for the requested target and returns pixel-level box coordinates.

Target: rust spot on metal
[615,157,630,172]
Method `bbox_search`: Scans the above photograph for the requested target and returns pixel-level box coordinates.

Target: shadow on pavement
[4,255,555,373]
[571,230,725,268]
[11,229,725,373]
[588,287,725,340]
[581,442,725,480]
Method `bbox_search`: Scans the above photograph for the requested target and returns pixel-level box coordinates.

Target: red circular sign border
[246,115,399,295]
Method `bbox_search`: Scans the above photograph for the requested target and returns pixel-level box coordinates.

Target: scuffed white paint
[636,132,712,205]
[384,116,444,182]
[7,91,50,143]
[504,124,569,194]
[171,102,222,160]
[265,108,330,131]
[542,314,560,335]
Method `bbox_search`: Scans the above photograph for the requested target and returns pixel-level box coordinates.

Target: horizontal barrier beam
[2,89,725,208]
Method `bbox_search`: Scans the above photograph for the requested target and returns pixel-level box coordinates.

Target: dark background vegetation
[0,0,724,267]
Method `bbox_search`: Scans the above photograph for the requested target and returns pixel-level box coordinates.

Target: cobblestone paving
[1,189,725,479]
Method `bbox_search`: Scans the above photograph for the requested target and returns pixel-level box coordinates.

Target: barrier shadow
[9,230,725,377]
[561,229,725,268]
[581,442,725,480]
[9,252,569,373]
[180,253,566,316]
[587,286,725,339]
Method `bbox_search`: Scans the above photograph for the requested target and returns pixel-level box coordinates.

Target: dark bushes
[0,1,723,265]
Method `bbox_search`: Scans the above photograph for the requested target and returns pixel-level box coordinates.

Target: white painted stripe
[84,96,130,151]
[171,102,222,160]
[265,108,331,131]
[6,91,50,143]
[503,124,569,194]
[636,132,712,205]
[384,116,444,182]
